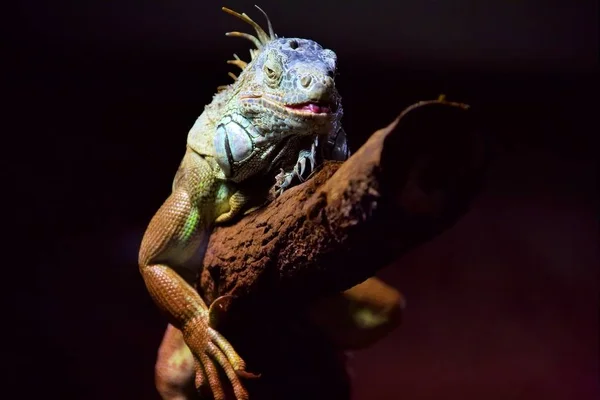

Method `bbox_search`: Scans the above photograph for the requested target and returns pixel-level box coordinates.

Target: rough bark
[200,98,486,306]
[197,97,487,399]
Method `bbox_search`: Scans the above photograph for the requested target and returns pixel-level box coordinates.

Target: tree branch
[200,98,487,306]
[195,98,487,399]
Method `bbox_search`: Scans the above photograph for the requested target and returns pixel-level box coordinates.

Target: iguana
[139,6,401,400]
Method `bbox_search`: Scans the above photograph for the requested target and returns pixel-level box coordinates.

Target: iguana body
[139,7,399,400]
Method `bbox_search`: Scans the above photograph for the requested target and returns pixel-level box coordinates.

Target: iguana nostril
[300,75,312,88]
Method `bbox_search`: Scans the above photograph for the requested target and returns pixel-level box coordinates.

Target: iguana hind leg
[155,324,196,400]
[308,277,405,350]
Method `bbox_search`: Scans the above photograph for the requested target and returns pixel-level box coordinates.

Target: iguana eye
[264,65,277,80]
[262,52,282,87]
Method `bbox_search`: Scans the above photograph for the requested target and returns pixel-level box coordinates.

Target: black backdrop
[10,1,597,399]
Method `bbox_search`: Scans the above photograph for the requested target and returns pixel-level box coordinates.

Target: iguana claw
[295,147,316,181]
[273,168,294,197]
[297,157,307,179]
[273,138,320,196]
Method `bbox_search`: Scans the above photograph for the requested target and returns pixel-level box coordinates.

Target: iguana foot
[272,168,294,197]
[185,297,260,400]
[295,149,316,181]
[273,139,318,197]
[156,298,258,400]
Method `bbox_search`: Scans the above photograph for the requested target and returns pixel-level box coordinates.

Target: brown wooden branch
[198,97,487,399]
[200,98,486,306]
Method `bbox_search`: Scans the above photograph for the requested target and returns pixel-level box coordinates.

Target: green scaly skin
[139,6,349,400]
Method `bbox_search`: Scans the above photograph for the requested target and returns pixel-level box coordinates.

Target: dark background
[11,0,597,399]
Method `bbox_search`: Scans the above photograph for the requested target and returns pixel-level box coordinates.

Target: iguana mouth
[242,95,335,117]
[285,102,333,115]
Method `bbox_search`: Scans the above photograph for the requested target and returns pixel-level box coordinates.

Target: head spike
[227,56,248,71]
[225,31,262,49]
[222,7,271,46]
[254,5,276,40]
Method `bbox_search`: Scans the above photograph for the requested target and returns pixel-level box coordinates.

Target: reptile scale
[138,6,349,400]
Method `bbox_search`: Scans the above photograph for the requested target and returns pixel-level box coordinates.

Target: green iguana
[139,6,400,400]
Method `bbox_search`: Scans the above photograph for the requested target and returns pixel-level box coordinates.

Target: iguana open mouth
[285,102,332,114]
[241,95,336,117]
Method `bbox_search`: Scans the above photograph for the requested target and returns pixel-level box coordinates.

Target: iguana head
[220,6,343,137]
